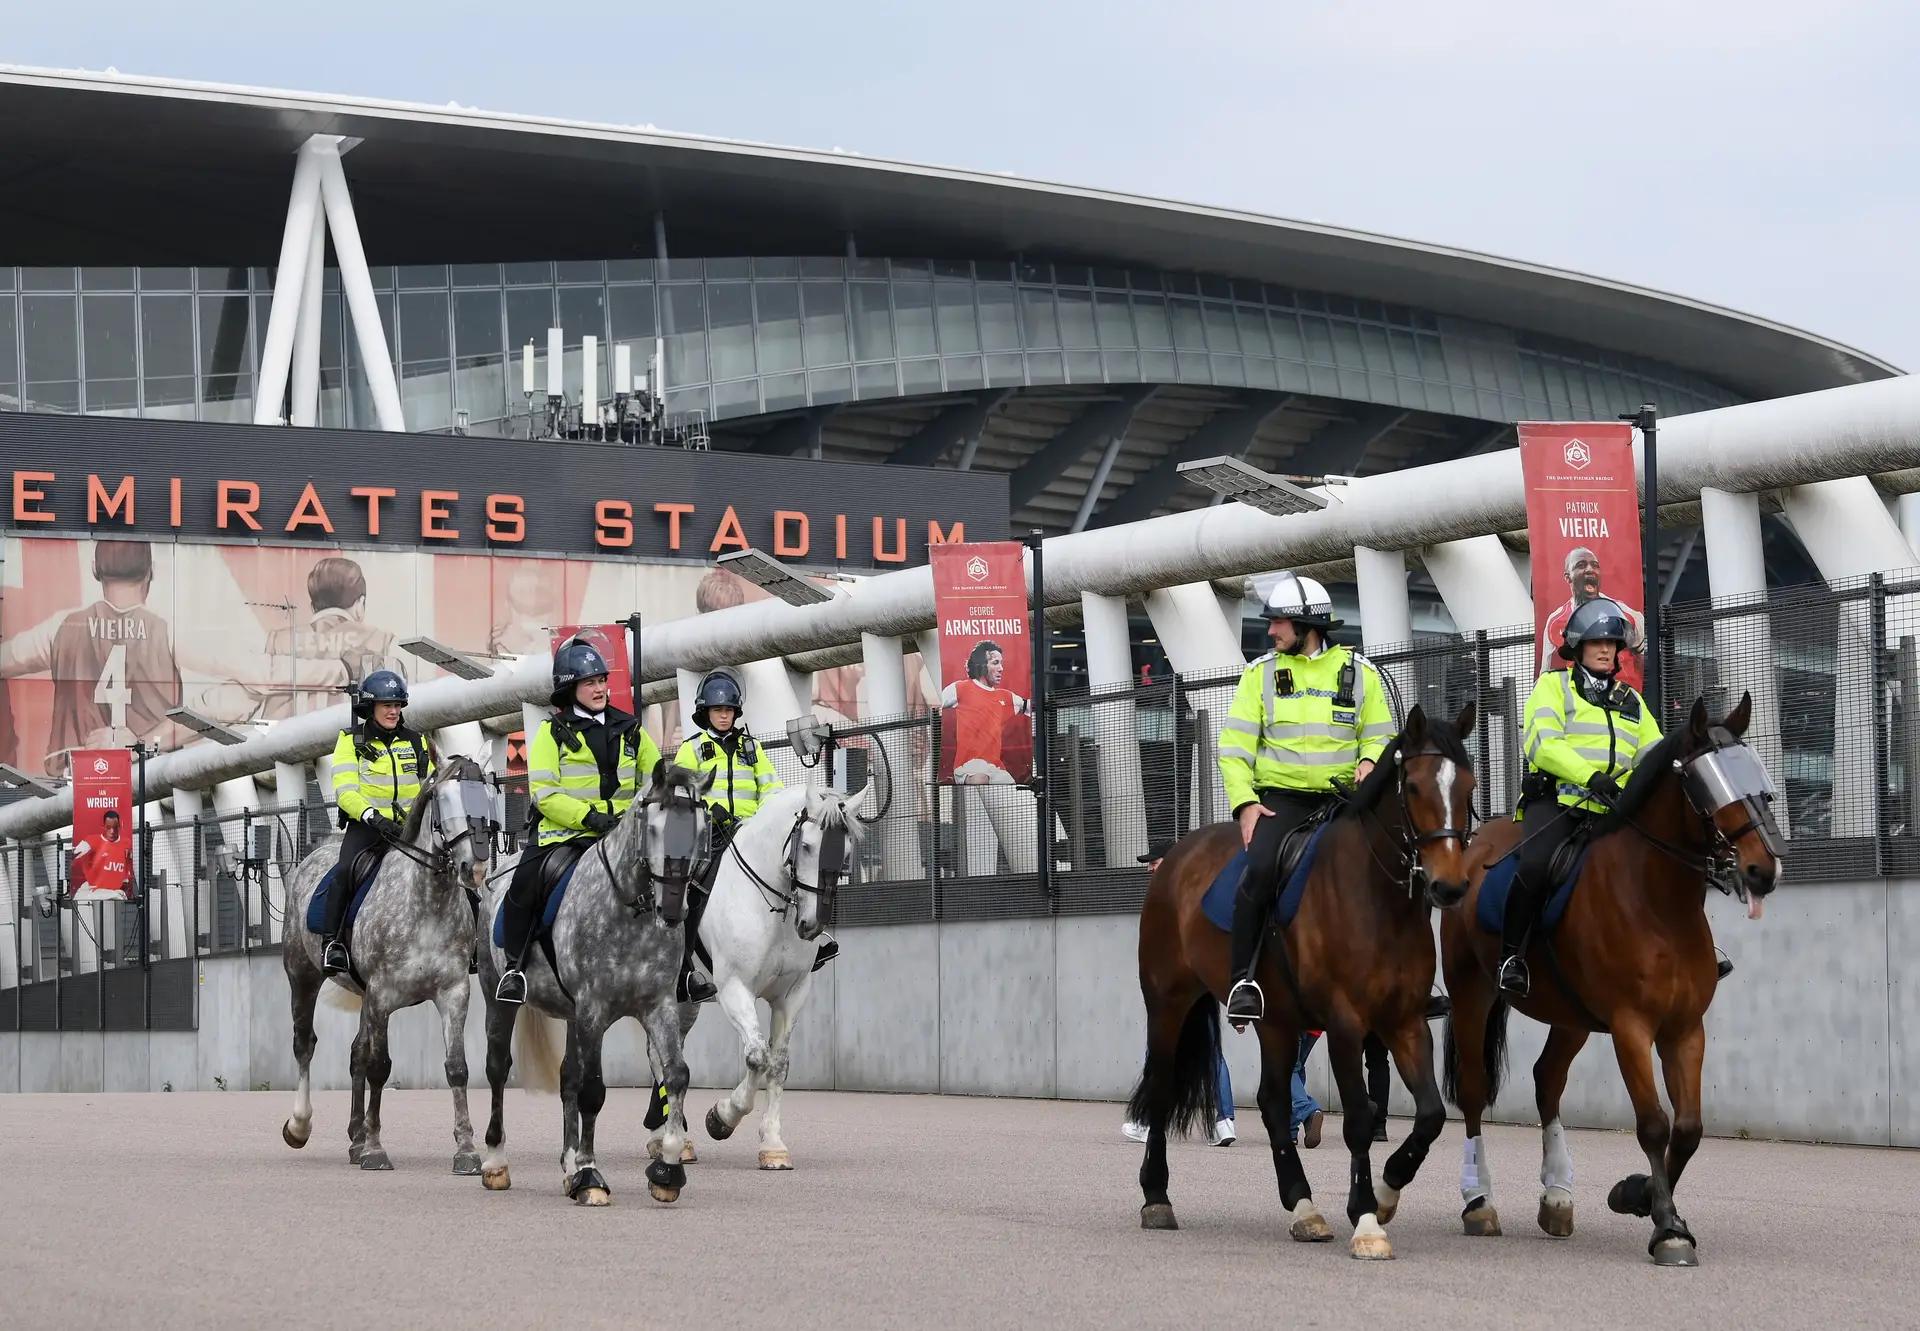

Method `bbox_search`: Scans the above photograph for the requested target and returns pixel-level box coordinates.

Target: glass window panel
[901,358,942,395]
[82,268,136,291]
[454,356,506,427]
[941,356,983,391]
[140,294,196,382]
[507,287,556,355]
[754,282,803,373]
[1026,351,1064,385]
[1564,364,1593,416]
[1094,292,1136,348]
[82,294,137,383]
[1307,363,1341,396]
[1296,290,1325,313]
[25,381,79,413]
[1203,301,1239,354]
[849,257,888,280]
[1065,350,1102,383]
[1442,338,1474,388]
[1017,262,1051,284]
[1176,351,1212,383]
[1102,349,1140,382]
[856,362,898,399]
[973,261,1012,282]
[661,285,707,386]
[713,378,761,419]
[1418,334,1448,381]
[504,262,552,286]
[607,259,654,281]
[893,281,936,357]
[0,301,16,398]
[558,285,606,346]
[1139,349,1177,382]
[707,282,756,381]
[1335,367,1366,399]
[1330,319,1366,368]
[23,268,76,292]
[1468,341,1500,390]
[399,265,447,289]
[453,289,503,362]
[762,371,807,413]
[977,285,1019,352]
[0,268,12,291]
[665,385,710,417]
[888,259,930,276]
[801,282,850,366]
[933,260,972,280]
[23,295,78,382]
[1164,274,1197,296]
[198,293,253,408]
[401,365,451,430]
[1267,310,1304,361]
[662,260,704,281]
[809,366,852,403]
[1244,357,1279,390]
[1056,288,1096,348]
[850,283,894,361]
[802,258,844,279]
[1359,323,1394,373]
[1300,315,1336,365]
[140,267,192,291]
[1387,328,1420,378]
[251,291,275,373]
[1130,271,1164,292]
[399,290,450,364]
[1018,287,1059,349]
[1093,267,1128,289]
[1211,355,1245,387]
[1131,295,1171,348]
[608,284,656,343]
[984,352,1024,388]
[704,258,751,280]
[756,258,802,278]
[934,281,979,354]
[1234,307,1272,358]
[208,267,254,292]
[449,264,498,288]
[1197,275,1231,299]
[1276,358,1310,393]
[1169,298,1207,351]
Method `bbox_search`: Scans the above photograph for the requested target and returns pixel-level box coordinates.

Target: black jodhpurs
[323,821,386,939]
[500,836,598,964]
[1504,792,1588,953]
[1229,788,1335,982]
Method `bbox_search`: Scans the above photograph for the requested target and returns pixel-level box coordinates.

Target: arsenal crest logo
[966,555,990,581]
[1563,438,1592,470]
[92,757,110,776]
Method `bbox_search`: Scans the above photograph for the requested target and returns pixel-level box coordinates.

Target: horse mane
[1590,728,1686,835]
[1343,714,1474,818]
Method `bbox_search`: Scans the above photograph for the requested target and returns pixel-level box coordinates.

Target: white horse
[667,783,869,1170]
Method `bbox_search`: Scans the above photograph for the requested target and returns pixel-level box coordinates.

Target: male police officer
[323,670,432,975]
[495,639,704,1003]
[1218,573,1393,1025]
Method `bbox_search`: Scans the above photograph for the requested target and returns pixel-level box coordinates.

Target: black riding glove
[583,810,618,836]
[1586,771,1622,802]
[365,812,403,840]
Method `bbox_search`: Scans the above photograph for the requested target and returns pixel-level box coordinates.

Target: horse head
[425,753,497,888]
[1390,700,1478,908]
[788,784,866,940]
[629,760,715,918]
[1675,692,1783,905]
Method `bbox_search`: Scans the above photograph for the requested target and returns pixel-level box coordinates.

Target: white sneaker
[1121,1119,1150,1143]
[1210,1117,1237,1146]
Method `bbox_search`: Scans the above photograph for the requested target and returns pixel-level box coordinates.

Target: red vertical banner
[1519,422,1648,690]
[550,624,634,713]
[931,542,1033,784]
[70,748,134,901]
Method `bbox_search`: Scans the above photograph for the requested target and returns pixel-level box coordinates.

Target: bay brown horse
[1129,703,1477,1260]
[1440,694,1781,1266]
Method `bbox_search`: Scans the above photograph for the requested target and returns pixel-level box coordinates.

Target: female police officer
[322,670,431,975]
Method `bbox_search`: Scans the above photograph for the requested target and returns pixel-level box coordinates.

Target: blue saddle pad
[491,857,581,948]
[1199,824,1328,932]
[1474,845,1586,937]
[305,851,385,935]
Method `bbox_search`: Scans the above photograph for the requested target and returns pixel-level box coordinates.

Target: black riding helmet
[551,639,612,708]
[354,669,409,717]
[1558,597,1633,661]
[692,669,745,732]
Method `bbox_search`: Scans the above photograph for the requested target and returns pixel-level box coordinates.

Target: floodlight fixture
[786,716,835,767]
[0,763,57,799]
[1176,456,1329,517]
[716,548,835,606]
[399,637,496,680]
[166,707,249,746]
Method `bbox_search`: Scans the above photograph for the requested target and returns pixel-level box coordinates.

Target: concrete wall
[3,878,1916,1148]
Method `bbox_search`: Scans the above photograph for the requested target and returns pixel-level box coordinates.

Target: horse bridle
[1363,744,1475,895]
[1614,729,1785,892]
[729,809,849,920]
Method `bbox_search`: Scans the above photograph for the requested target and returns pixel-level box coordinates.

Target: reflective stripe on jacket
[1217,645,1393,810]
[330,728,431,824]
[528,710,663,846]
[1522,668,1663,812]
[672,729,783,818]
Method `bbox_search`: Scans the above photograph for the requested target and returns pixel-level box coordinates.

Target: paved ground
[1,1089,1915,1330]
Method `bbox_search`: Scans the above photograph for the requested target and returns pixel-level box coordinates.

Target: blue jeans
[1215,1046,1234,1122]
[1292,1032,1321,1133]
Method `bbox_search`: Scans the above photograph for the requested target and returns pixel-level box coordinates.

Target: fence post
[1196,709,1214,828]
[1066,724,1085,876]
[1473,631,1492,814]
[1872,572,1890,876]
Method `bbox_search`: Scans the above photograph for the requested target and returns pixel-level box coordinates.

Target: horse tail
[512,1008,564,1094]
[1125,994,1222,1139]
[1482,997,1512,1107]
[320,980,363,1013]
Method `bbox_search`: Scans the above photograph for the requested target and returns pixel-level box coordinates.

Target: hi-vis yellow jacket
[1522,668,1662,812]
[528,709,662,846]
[331,728,431,824]
[1218,646,1393,811]
[673,729,783,819]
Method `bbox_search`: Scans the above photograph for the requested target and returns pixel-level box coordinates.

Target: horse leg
[358,1003,395,1171]
[438,982,481,1175]
[1324,1024,1392,1259]
[282,962,320,1149]
[1443,936,1502,1237]
[1374,1018,1447,1229]
[1254,1021,1332,1242]
[559,1020,585,1194]
[705,977,768,1144]
[564,1012,612,1206]
[347,1017,369,1165]
[1133,990,1208,1231]
[479,992,516,1190]
[1605,1016,1696,1265]
[1657,1020,1708,1226]
[757,979,809,1170]
[1532,1024,1590,1238]
[640,1000,691,1204]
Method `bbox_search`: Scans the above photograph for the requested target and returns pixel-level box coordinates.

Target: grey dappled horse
[475,761,713,1206]
[282,753,496,1172]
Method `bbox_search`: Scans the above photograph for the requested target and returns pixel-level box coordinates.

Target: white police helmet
[1255,571,1341,632]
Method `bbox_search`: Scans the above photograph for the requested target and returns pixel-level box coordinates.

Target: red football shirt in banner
[70,748,134,902]
[931,543,1033,784]
[1519,422,1647,691]
[551,624,636,714]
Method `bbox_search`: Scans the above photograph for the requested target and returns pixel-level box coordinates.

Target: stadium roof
[0,64,1898,400]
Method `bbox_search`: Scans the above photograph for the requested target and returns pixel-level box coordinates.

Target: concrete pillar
[209,776,263,944]
[1700,488,1789,835]
[1082,591,1149,865]
[860,633,923,880]
[1898,493,1920,559]
[1423,535,1534,815]
[162,790,202,960]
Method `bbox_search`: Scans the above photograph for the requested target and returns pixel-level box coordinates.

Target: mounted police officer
[674,669,837,975]
[322,670,432,976]
[1500,596,1663,997]
[495,638,707,1004]
[1219,572,1393,1026]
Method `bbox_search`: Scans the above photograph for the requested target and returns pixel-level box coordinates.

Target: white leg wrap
[1461,1134,1492,1204]
[1540,1118,1574,1194]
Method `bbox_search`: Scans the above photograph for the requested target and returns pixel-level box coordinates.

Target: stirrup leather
[1225,977,1265,1021]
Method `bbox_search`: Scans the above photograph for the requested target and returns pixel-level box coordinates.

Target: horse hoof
[1349,1215,1395,1261]
[359,1149,393,1172]
[1653,1238,1699,1267]
[646,1139,663,1161]
[1140,1203,1178,1231]
[347,1142,364,1165]
[481,1165,512,1191]
[1461,1201,1503,1237]
[705,1105,735,1141]
[1608,1174,1653,1218]
[681,1142,698,1164]
[1537,1189,1574,1238]
[1288,1204,1335,1243]
[1373,1184,1401,1227]
[758,1149,792,1170]
[648,1182,681,1204]
[575,1187,611,1207]
[282,1119,309,1150]
[452,1152,482,1177]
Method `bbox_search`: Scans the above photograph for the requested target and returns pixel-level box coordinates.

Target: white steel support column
[273,762,308,811]
[913,629,942,694]
[433,722,487,762]
[290,205,327,427]
[0,850,17,989]
[1355,544,1414,723]
[1143,582,1245,674]
[1082,591,1148,865]
[861,633,923,879]
[737,659,809,741]
[313,140,406,432]
[253,142,326,426]
[1424,535,1533,813]
[674,670,702,748]
[162,790,202,961]
[210,775,264,944]
[1699,488,1789,835]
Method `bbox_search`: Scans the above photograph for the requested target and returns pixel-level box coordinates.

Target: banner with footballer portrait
[930,542,1033,785]
[69,748,135,902]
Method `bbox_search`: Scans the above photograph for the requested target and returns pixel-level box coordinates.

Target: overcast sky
[11,1,1918,371]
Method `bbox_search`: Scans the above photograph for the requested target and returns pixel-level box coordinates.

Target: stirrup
[495,968,528,1006]
[811,937,839,973]
[677,967,718,1005]
[1225,977,1265,1025]
[1715,948,1734,981]
[321,940,350,976]
[1496,955,1530,998]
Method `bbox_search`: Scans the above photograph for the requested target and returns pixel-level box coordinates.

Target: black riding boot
[1225,883,1269,1024]
[1500,799,1563,998]
[496,848,546,1005]
[676,884,718,1004]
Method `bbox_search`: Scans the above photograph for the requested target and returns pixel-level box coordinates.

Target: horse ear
[1688,696,1709,740]
[1454,699,1478,739]
[651,757,667,786]
[1724,690,1753,738]
[846,779,877,818]
[1402,703,1428,745]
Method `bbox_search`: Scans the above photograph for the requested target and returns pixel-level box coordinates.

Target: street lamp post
[1622,404,1661,720]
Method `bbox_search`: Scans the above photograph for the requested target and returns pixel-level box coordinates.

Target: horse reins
[1359,745,1476,894]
